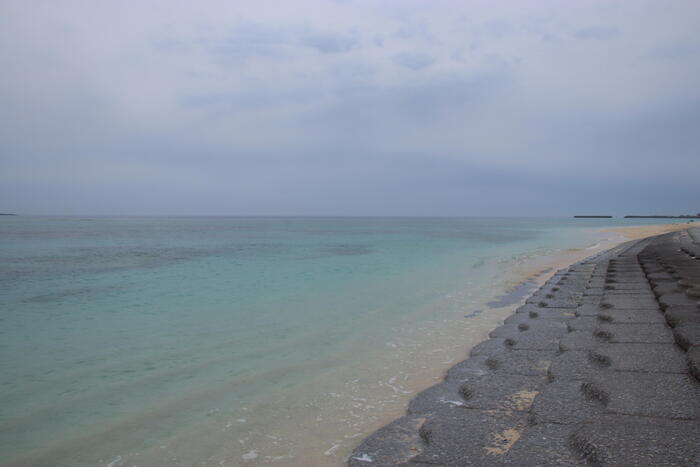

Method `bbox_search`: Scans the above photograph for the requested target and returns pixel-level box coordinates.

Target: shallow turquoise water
[0,216,679,465]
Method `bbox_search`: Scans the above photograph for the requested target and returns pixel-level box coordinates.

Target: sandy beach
[506,222,692,291]
[601,221,695,240]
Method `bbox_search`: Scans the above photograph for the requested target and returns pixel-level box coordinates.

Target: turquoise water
[0,217,679,466]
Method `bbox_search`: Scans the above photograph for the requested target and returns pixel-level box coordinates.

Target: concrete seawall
[349,227,700,466]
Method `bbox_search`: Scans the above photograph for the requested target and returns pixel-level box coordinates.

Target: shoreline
[348,224,700,465]
[152,223,686,466]
[3,220,691,466]
[599,221,693,240]
[228,222,694,465]
[325,222,692,465]
[316,222,690,464]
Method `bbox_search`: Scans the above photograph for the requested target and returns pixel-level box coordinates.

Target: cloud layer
[1,0,699,215]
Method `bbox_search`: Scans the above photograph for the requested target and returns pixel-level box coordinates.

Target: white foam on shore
[241,450,258,461]
[324,442,342,456]
[439,397,465,407]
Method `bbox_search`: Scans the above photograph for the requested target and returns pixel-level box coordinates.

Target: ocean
[0,216,675,466]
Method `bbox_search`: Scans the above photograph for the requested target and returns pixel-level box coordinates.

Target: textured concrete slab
[602,292,657,301]
[504,309,574,325]
[506,331,562,351]
[598,295,660,310]
[548,351,607,381]
[530,286,583,300]
[559,330,598,351]
[512,305,576,320]
[580,295,603,305]
[673,322,700,350]
[484,350,556,377]
[664,306,700,327]
[593,343,688,372]
[583,287,604,295]
[445,355,489,382]
[489,324,520,338]
[599,284,653,293]
[601,275,649,284]
[596,308,666,324]
[490,320,568,340]
[570,416,700,466]
[460,373,546,411]
[652,282,683,297]
[594,323,674,344]
[659,292,700,310]
[688,345,700,380]
[575,304,604,316]
[645,271,675,282]
[686,287,700,299]
[470,338,508,357]
[592,372,700,419]
[408,380,470,417]
[526,296,580,308]
[588,278,607,288]
[567,316,598,331]
[531,379,603,425]
[348,416,426,467]
[502,424,585,466]
[409,410,530,466]
[501,321,565,338]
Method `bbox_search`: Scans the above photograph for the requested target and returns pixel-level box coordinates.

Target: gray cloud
[393,51,435,70]
[1,0,699,216]
[574,26,618,40]
[396,22,434,41]
[649,42,698,60]
[301,32,357,53]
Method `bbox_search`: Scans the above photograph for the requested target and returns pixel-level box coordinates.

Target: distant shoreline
[624,215,700,219]
[574,215,699,219]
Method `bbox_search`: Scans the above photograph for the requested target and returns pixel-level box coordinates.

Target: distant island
[574,213,700,219]
[624,214,700,219]
[0,213,17,216]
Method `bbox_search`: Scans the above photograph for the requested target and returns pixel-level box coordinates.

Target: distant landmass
[624,214,700,219]
[0,213,17,216]
[574,214,700,219]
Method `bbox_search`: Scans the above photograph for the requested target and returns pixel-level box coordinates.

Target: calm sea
[0,217,674,466]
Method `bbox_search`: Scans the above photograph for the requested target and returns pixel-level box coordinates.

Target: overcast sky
[1,0,699,216]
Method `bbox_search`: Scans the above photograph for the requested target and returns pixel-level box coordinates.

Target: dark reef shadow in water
[464,309,483,318]
[296,244,372,260]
